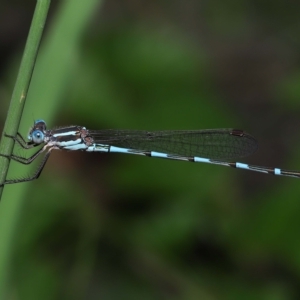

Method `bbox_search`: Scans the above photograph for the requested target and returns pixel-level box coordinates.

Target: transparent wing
[89,129,258,159]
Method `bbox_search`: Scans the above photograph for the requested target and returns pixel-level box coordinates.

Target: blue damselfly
[1,119,299,185]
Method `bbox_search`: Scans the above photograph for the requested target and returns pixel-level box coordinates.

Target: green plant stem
[0,1,101,298]
[0,0,51,197]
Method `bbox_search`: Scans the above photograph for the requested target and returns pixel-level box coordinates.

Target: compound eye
[30,130,44,144]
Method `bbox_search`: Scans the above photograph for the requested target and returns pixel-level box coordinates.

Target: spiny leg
[4,133,38,149]
[1,150,52,185]
[0,146,46,165]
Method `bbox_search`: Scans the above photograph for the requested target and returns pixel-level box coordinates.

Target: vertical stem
[0,0,51,197]
[0,0,51,298]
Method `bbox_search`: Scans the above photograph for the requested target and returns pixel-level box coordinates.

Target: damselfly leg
[0,129,51,185]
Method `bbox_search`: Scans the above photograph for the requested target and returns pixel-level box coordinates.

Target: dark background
[1,1,300,299]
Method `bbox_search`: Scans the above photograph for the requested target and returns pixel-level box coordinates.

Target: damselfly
[1,119,299,185]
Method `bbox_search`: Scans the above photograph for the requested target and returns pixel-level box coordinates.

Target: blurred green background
[1,0,300,299]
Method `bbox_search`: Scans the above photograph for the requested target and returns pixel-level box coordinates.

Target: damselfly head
[29,130,45,144]
[34,119,46,128]
[28,119,47,143]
